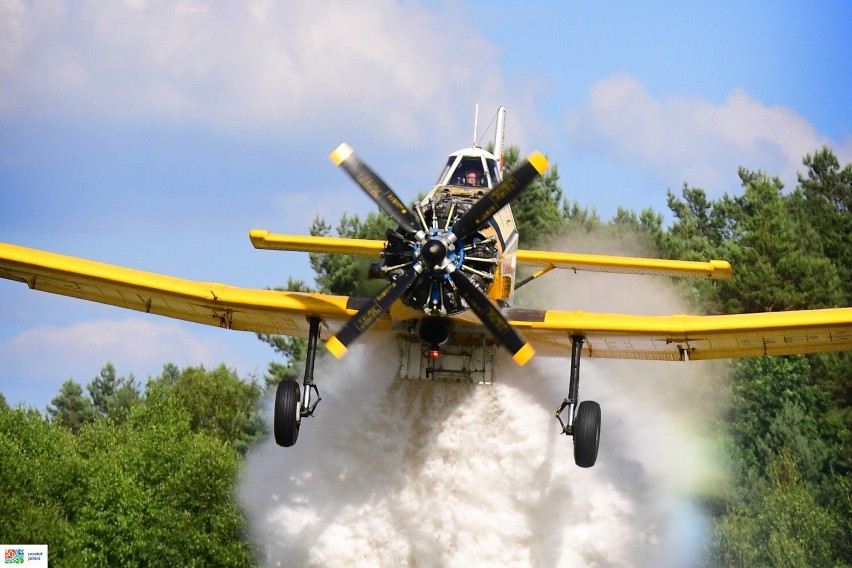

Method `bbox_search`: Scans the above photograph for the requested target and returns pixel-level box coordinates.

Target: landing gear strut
[555,335,601,468]
[274,316,322,447]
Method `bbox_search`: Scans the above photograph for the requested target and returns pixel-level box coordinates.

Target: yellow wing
[0,242,384,340]
[250,230,385,256]
[5,239,850,363]
[505,307,852,361]
[513,250,731,279]
[248,231,732,279]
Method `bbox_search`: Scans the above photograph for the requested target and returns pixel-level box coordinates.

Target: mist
[240,232,730,566]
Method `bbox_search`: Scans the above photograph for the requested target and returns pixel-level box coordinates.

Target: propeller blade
[448,269,535,366]
[451,151,549,240]
[326,265,421,358]
[330,143,419,234]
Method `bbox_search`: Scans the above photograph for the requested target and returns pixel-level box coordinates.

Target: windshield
[448,157,487,188]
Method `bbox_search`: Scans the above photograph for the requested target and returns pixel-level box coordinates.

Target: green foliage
[48,364,142,433]
[656,168,845,314]
[260,334,308,386]
[87,362,141,424]
[73,396,254,566]
[0,406,85,564]
[673,149,852,566]
[147,363,266,453]
[710,356,850,567]
[1,364,263,566]
[792,147,852,303]
[561,200,604,233]
[502,146,568,246]
[711,452,846,568]
[724,356,839,485]
[48,379,97,433]
[309,213,395,296]
[727,168,843,312]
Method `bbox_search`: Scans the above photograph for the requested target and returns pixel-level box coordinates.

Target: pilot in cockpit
[463,168,485,188]
[447,159,487,188]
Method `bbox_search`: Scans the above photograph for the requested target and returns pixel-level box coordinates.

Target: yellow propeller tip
[512,343,535,366]
[528,151,550,175]
[329,143,353,166]
[325,335,348,359]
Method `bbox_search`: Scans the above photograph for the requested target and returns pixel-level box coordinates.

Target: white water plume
[241,232,729,567]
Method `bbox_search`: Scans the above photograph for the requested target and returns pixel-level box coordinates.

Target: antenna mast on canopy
[494,106,506,173]
[472,104,480,147]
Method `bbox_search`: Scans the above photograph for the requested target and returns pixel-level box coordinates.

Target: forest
[1,147,849,566]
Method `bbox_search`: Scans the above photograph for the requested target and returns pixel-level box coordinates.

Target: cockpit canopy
[435,147,501,190]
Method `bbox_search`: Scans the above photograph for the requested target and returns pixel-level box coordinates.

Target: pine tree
[47,379,96,433]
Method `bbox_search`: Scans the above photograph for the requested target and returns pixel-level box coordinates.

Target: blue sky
[1,0,850,411]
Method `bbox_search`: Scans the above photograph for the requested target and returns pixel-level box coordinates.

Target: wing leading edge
[249,231,732,279]
[507,307,852,361]
[4,241,850,363]
[0,243,374,339]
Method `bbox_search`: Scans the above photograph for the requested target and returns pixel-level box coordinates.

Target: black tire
[274,380,301,447]
[574,400,601,468]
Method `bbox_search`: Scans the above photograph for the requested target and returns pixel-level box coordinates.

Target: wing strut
[514,264,557,290]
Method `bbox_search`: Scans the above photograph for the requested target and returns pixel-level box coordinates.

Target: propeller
[326,144,548,365]
[447,267,535,365]
[450,151,549,241]
[329,143,420,235]
[325,265,421,358]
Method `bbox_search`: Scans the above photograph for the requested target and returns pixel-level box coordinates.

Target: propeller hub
[421,238,447,266]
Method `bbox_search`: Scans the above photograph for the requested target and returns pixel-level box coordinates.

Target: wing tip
[710,259,733,280]
[249,229,269,248]
[512,343,535,366]
[325,335,348,359]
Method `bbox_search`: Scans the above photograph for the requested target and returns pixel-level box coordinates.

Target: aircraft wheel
[274,380,301,447]
[574,400,601,468]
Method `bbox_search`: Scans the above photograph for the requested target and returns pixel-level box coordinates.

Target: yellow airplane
[2,110,851,467]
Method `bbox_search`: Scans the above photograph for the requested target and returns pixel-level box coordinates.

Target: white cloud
[0,317,243,385]
[0,0,507,144]
[564,74,852,193]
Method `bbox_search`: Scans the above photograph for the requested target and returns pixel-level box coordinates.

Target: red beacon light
[427,345,441,359]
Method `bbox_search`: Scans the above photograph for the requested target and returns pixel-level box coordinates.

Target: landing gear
[274,316,322,448]
[573,401,601,468]
[274,379,301,447]
[555,335,601,468]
